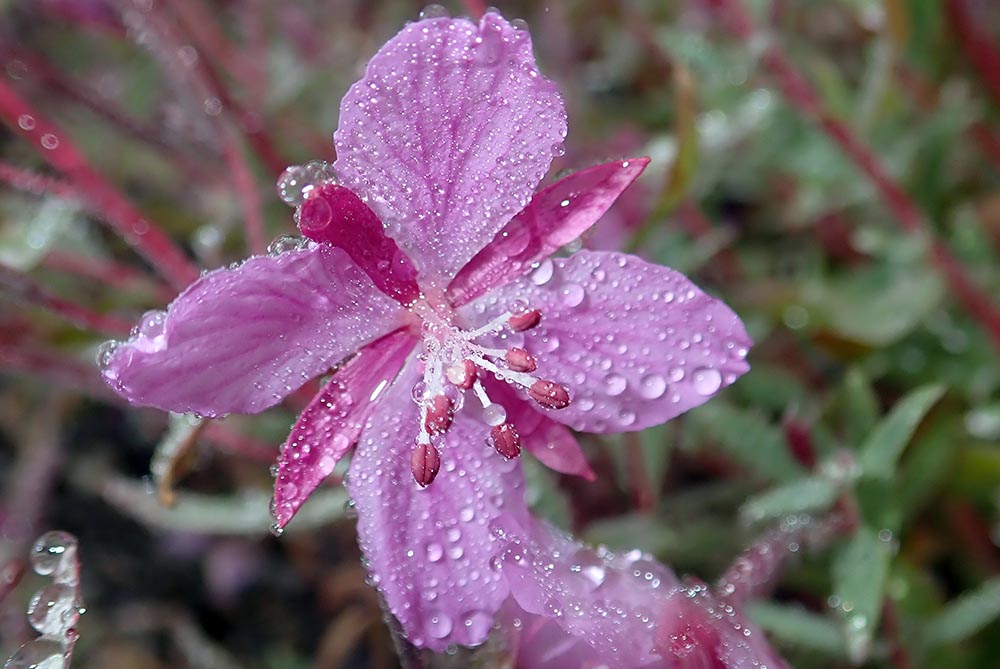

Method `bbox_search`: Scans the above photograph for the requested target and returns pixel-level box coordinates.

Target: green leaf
[746,601,846,656]
[924,578,1000,646]
[741,477,838,523]
[859,384,945,479]
[840,367,880,445]
[832,526,893,663]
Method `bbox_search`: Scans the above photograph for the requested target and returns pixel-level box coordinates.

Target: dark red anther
[504,347,537,373]
[508,309,542,332]
[489,423,521,459]
[528,379,571,409]
[424,395,454,435]
[446,359,477,390]
[411,442,441,487]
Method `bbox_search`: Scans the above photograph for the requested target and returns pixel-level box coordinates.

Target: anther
[528,379,571,409]
[504,347,537,373]
[489,423,521,459]
[411,442,441,487]
[508,309,542,332]
[446,359,477,389]
[424,395,454,435]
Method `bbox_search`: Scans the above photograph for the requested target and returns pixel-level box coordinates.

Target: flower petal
[346,357,528,651]
[448,158,650,305]
[272,329,416,529]
[334,12,567,287]
[462,251,751,433]
[498,519,681,667]
[101,245,406,417]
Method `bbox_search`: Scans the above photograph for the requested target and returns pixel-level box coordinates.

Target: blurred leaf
[832,526,893,663]
[0,197,79,271]
[840,367,880,446]
[924,578,1000,647]
[859,384,945,479]
[684,402,805,482]
[883,0,911,52]
[741,477,838,523]
[658,63,698,214]
[747,601,846,656]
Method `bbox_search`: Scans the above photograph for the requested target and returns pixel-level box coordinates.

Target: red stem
[43,249,174,302]
[0,79,200,290]
[708,0,1000,357]
[946,0,1000,110]
[0,161,76,198]
[222,129,267,254]
[461,0,487,19]
[0,264,133,336]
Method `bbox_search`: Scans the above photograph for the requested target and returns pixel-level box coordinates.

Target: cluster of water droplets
[466,251,750,431]
[276,160,338,208]
[4,532,84,669]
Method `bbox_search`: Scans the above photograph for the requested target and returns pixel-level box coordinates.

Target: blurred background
[1,0,1000,667]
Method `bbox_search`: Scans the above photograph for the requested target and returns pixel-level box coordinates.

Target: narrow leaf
[741,477,838,523]
[860,384,945,478]
[832,526,892,663]
[924,578,1000,646]
[747,601,846,656]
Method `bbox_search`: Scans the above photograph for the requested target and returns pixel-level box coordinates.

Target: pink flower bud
[528,379,571,409]
[489,423,521,459]
[410,442,441,487]
[504,347,537,373]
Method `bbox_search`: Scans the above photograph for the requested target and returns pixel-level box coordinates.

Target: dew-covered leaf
[831,525,892,663]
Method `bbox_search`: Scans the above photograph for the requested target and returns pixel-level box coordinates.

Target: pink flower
[99,9,753,657]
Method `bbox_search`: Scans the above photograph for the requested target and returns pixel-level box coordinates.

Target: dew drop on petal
[419,4,449,19]
[427,612,453,639]
[559,283,585,307]
[4,637,66,669]
[425,542,444,563]
[692,367,722,395]
[604,373,627,397]
[530,258,554,285]
[639,374,667,400]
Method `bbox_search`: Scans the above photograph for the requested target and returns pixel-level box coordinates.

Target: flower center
[406,296,570,486]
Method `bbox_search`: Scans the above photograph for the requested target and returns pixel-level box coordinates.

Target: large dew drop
[276,161,337,207]
[3,637,65,669]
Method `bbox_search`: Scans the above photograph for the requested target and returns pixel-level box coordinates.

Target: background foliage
[1,0,999,667]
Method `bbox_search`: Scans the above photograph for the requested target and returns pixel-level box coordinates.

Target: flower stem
[0,79,200,290]
[708,0,1000,357]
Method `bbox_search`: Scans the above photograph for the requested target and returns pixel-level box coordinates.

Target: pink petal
[346,358,529,651]
[498,519,682,667]
[334,12,567,287]
[655,587,790,669]
[297,183,420,304]
[487,379,594,480]
[101,245,406,417]
[462,251,751,433]
[448,158,650,305]
[271,329,416,529]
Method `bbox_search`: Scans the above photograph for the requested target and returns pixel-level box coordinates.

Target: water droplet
[17,114,35,131]
[604,373,627,397]
[483,404,506,426]
[530,258,554,285]
[691,367,722,395]
[639,374,666,400]
[266,235,306,255]
[427,612,453,639]
[426,542,444,563]
[27,584,79,635]
[419,4,449,19]
[4,637,66,669]
[559,283,585,307]
[39,134,59,150]
[459,506,475,522]
[276,161,336,207]
[30,532,76,577]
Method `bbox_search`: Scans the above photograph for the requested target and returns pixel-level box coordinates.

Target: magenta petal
[462,251,752,433]
[272,330,416,529]
[334,13,567,286]
[346,359,529,651]
[101,245,406,417]
[499,520,682,667]
[448,158,650,305]
[297,183,420,304]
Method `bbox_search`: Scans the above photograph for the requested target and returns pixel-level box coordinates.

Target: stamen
[411,441,441,487]
[504,347,537,373]
[460,311,514,340]
[424,395,454,435]
[489,423,521,459]
[528,379,571,409]
[446,359,477,389]
[508,309,542,332]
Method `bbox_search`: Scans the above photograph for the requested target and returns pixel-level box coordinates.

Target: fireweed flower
[98,9,766,664]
